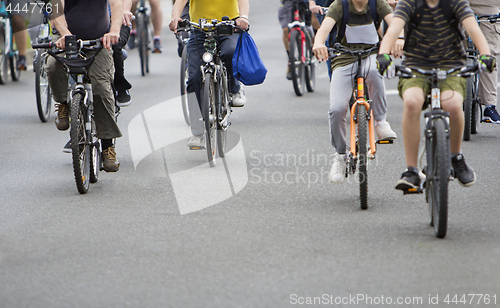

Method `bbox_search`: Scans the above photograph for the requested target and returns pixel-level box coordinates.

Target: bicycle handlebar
[477,13,500,23]
[178,17,247,34]
[32,37,102,51]
[395,63,480,79]
[328,42,379,59]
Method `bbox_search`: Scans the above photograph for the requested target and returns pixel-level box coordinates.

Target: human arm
[236,0,250,30]
[103,0,123,50]
[169,0,189,32]
[462,15,496,72]
[383,13,405,58]
[122,0,133,26]
[377,16,405,76]
[312,16,335,62]
[51,0,72,49]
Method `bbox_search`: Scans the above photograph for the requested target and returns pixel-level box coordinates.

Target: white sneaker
[375,120,397,141]
[232,89,246,107]
[187,134,205,149]
[329,153,346,183]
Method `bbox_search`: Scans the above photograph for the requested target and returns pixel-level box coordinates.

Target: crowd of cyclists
[2,0,499,195]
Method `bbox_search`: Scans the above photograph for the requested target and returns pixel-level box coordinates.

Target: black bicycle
[135,0,151,76]
[176,26,191,125]
[396,63,479,238]
[463,13,499,141]
[33,36,104,194]
[180,17,240,167]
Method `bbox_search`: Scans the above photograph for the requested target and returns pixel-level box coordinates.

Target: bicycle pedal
[189,146,205,150]
[403,186,423,195]
[376,139,394,144]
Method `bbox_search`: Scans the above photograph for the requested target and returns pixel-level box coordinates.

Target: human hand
[123,11,134,26]
[236,16,249,31]
[313,44,328,62]
[103,30,120,50]
[391,38,404,59]
[310,5,323,15]
[479,55,497,73]
[376,53,395,78]
[169,18,182,32]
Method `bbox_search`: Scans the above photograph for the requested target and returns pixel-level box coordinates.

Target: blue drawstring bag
[232,31,267,86]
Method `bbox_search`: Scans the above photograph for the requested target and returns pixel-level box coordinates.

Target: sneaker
[54,102,69,131]
[127,31,136,49]
[17,55,27,71]
[102,146,120,172]
[286,63,292,80]
[329,153,346,183]
[153,38,162,53]
[451,153,475,187]
[482,105,500,124]
[231,89,246,107]
[375,120,397,141]
[63,140,71,153]
[187,134,205,150]
[116,90,131,107]
[395,166,420,191]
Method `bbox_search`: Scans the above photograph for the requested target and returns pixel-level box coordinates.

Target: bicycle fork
[349,78,376,160]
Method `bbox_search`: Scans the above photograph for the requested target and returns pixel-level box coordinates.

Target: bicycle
[395,62,479,238]
[134,0,152,76]
[176,26,190,125]
[288,0,316,96]
[462,13,500,141]
[32,0,52,122]
[329,43,391,210]
[33,36,104,194]
[0,0,21,84]
[180,17,240,167]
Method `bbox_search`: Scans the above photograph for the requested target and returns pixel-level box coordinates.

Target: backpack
[405,0,464,49]
[328,0,379,47]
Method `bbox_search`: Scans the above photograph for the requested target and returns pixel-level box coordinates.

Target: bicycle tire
[217,65,229,157]
[0,25,8,84]
[180,45,190,125]
[289,30,305,96]
[426,118,449,238]
[89,115,100,183]
[463,58,474,141]
[137,13,148,76]
[357,105,368,210]
[70,93,91,194]
[9,53,20,81]
[471,99,479,134]
[202,72,216,167]
[304,29,315,93]
[35,51,52,122]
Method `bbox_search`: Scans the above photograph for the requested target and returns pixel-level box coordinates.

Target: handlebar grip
[32,42,53,49]
[178,19,190,28]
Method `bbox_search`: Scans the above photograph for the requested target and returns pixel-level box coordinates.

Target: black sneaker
[17,55,27,71]
[116,90,131,107]
[395,166,420,191]
[482,105,500,124]
[451,154,476,187]
[153,38,162,53]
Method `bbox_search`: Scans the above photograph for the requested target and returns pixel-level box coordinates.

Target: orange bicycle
[329,43,392,209]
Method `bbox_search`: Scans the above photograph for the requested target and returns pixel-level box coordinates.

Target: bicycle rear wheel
[426,118,450,238]
[89,115,100,183]
[202,73,216,167]
[304,29,315,93]
[9,53,20,81]
[35,51,52,122]
[463,58,474,141]
[217,66,229,157]
[137,13,149,76]
[180,45,190,125]
[0,25,8,84]
[70,93,91,194]
[289,29,305,96]
[357,105,368,210]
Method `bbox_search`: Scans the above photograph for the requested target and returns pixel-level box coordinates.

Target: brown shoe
[102,146,120,172]
[54,103,69,131]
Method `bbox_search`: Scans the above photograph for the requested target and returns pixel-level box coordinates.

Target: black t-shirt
[64,0,110,40]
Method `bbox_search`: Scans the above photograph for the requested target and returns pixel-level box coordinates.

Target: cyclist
[173,0,190,57]
[312,0,400,183]
[377,0,496,190]
[128,0,163,53]
[6,0,28,70]
[469,0,500,124]
[47,0,123,172]
[169,0,249,149]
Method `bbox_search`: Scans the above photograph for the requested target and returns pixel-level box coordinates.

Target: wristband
[239,15,249,20]
[398,37,404,40]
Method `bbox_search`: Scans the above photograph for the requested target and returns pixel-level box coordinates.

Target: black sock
[101,139,113,151]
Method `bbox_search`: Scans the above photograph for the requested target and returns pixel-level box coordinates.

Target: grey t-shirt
[65,0,110,40]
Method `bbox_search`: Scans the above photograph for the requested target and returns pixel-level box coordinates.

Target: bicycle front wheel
[463,58,474,141]
[35,51,52,122]
[357,105,368,210]
[137,13,149,76]
[9,53,20,81]
[70,93,91,194]
[426,118,450,238]
[0,25,8,84]
[89,115,100,184]
[202,73,216,167]
[217,66,229,158]
[180,45,190,125]
[289,29,305,96]
[304,29,315,93]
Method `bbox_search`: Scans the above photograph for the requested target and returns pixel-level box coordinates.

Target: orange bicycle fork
[350,77,376,159]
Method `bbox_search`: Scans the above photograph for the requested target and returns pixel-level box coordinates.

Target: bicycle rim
[0,26,7,84]
[289,30,304,96]
[202,73,216,167]
[89,115,100,183]
[70,93,90,194]
[9,53,20,81]
[180,46,190,125]
[217,66,229,158]
[426,119,449,238]
[137,14,147,76]
[357,105,368,210]
[471,100,479,134]
[463,58,474,141]
[35,52,52,122]
[304,29,315,93]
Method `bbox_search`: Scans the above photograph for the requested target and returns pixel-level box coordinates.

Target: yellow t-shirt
[189,0,240,23]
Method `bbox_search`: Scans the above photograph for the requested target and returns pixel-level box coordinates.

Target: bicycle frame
[350,74,376,159]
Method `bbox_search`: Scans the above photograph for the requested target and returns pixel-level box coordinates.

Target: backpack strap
[336,0,379,43]
[368,0,380,31]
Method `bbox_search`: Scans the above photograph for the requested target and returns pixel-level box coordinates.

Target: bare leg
[401,87,426,168]
[441,90,464,154]
[148,0,162,37]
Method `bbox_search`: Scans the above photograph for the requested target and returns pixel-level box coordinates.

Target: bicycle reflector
[202,52,213,63]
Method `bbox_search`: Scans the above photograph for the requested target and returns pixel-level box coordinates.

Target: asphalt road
[1,1,500,307]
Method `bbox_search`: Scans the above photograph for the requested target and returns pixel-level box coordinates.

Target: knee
[404,97,424,115]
